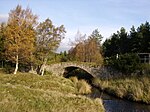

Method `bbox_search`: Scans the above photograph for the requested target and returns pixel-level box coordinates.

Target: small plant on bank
[69,76,92,95]
[69,76,78,84]
[77,79,92,94]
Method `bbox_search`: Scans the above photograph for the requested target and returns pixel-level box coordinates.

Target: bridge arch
[45,62,101,78]
[63,66,94,81]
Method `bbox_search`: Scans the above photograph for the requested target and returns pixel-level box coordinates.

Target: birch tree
[36,18,65,75]
[4,5,37,74]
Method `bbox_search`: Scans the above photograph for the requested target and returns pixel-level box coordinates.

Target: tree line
[66,22,150,74]
[102,22,150,74]
[67,22,150,61]
[0,5,65,75]
[103,22,150,57]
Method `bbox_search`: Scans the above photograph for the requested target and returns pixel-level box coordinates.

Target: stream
[88,87,150,112]
[65,69,150,112]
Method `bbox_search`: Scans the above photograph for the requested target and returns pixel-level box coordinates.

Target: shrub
[105,53,141,74]
[4,65,14,74]
[141,64,150,75]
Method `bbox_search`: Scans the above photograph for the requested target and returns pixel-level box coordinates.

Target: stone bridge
[45,62,102,78]
[45,62,124,79]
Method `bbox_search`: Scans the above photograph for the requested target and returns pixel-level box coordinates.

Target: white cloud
[56,30,75,53]
[57,25,122,52]
[0,14,8,23]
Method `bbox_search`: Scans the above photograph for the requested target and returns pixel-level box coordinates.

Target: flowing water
[88,88,150,112]
[65,69,150,112]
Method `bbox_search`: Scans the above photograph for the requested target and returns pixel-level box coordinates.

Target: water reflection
[89,88,150,112]
[104,100,150,112]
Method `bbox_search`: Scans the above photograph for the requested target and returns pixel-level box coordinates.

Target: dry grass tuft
[77,79,92,94]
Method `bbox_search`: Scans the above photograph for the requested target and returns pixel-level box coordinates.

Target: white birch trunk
[40,58,47,76]
[41,64,45,76]
[14,55,18,74]
[30,65,34,72]
[39,65,42,74]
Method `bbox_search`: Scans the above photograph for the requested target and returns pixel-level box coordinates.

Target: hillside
[0,71,104,112]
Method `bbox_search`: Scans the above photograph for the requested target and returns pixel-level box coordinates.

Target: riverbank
[0,71,104,112]
[92,75,150,104]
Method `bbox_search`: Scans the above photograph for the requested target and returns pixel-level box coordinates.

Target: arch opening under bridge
[63,66,94,82]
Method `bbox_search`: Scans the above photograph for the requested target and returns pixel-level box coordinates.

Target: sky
[0,0,150,52]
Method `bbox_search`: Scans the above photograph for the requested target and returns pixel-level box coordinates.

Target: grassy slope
[0,72,104,112]
[93,75,150,104]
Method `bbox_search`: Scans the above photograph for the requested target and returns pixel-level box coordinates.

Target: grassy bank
[93,75,150,104]
[0,71,104,112]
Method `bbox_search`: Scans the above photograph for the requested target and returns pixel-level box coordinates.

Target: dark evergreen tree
[117,27,129,54]
[103,33,120,57]
[137,21,150,52]
[129,26,141,52]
